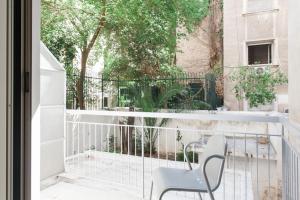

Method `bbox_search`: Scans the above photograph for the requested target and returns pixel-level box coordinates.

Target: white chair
[150,134,227,200]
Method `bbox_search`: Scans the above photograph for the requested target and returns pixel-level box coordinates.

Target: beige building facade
[176,0,223,75]
[223,0,288,111]
[176,18,211,74]
[288,0,300,151]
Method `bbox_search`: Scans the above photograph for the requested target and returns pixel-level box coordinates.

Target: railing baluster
[296,155,300,199]
[135,126,137,187]
[287,141,290,200]
[88,124,91,176]
[113,124,116,154]
[286,139,288,200]
[166,129,168,167]
[71,122,74,167]
[150,127,152,175]
[83,123,85,154]
[77,123,80,175]
[94,124,97,177]
[107,124,109,152]
[63,115,300,200]
[233,133,236,200]
[244,133,247,200]
[141,117,145,199]
[256,135,259,200]
[268,135,270,200]
[127,125,130,184]
[223,132,226,200]
[114,124,117,185]
[174,128,177,167]
[293,152,296,200]
[121,124,123,155]
[158,128,160,167]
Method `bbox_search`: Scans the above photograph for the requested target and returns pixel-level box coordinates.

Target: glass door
[0,0,8,199]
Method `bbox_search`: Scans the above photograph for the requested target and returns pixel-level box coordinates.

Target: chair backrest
[198,134,227,191]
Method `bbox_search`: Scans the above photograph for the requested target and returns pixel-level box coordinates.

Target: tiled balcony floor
[41,151,254,200]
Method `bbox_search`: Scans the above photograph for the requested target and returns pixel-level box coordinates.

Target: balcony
[40,110,299,200]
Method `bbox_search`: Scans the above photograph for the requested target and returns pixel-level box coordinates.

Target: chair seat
[152,167,207,199]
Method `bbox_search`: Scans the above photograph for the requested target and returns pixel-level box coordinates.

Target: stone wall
[176,18,210,73]
[176,0,223,74]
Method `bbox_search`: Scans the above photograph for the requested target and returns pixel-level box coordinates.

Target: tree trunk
[208,0,223,69]
[77,50,89,110]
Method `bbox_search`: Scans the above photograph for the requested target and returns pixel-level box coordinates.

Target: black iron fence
[66,72,223,110]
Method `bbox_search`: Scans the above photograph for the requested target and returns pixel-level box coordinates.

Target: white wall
[224,0,288,111]
[0,0,7,199]
[289,0,300,124]
[32,0,41,198]
[40,43,66,181]
[288,0,300,151]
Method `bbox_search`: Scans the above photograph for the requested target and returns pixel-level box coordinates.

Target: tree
[42,0,107,109]
[103,0,210,79]
[42,0,211,109]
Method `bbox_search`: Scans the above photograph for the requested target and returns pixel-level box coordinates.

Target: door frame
[6,0,36,199]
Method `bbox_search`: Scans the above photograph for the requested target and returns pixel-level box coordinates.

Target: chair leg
[207,190,215,200]
[198,192,203,200]
[150,181,153,200]
[159,192,164,200]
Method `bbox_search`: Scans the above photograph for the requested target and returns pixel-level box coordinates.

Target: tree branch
[86,0,106,53]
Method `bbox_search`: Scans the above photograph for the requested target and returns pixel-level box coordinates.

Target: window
[248,44,272,65]
[247,0,273,13]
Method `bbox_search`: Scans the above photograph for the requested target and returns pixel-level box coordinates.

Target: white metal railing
[281,118,300,200]
[64,110,298,200]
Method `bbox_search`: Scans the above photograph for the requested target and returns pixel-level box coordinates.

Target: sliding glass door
[0,0,7,199]
[1,0,39,199]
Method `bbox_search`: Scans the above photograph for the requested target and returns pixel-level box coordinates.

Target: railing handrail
[280,116,300,134]
[66,120,282,137]
[66,109,283,123]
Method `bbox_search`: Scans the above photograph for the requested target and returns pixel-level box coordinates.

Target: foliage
[41,2,77,67]
[135,84,187,154]
[42,0,211,109]
[41,0,105,66]
[42,0,211,108]
[65,66,80,109]
[42,0,108,109]
[188,100,212,110]
[66,67,102,109]
[103,0,210,79]
[176,151,199,163]
[230,67,288,108]
[175,129,198,163]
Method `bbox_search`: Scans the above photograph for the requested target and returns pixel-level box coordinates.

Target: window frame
[246,41,274,66]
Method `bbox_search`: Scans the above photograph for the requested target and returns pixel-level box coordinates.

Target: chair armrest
[202,154,225,198]
[184,141,202,170]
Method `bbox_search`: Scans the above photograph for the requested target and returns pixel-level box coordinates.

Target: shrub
[176,151,199,163]
[230,67,288,108]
